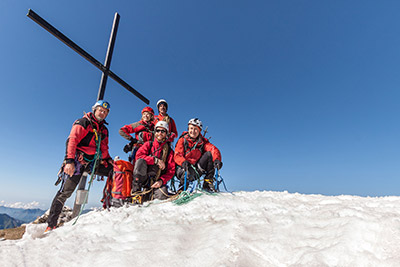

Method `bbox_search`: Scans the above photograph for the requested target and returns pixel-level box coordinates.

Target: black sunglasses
[156,129,167,133]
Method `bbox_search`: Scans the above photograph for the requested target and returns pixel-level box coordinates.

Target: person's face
[94,106,109,121]
[188,124,200,139]
[142,111,152,122]
[155,127,167,141]
[158,103,167,115]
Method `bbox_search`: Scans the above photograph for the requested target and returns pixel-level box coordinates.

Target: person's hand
[214,160,223,170]
[64,163,75,176]
[151,180,163,189]
[123,143,132,153]
[123,139,137,153]
[101,158,114,167]
[182,161,190,172]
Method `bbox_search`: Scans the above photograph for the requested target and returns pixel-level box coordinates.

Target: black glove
[123,139,137,153]
[214,160,223,170]
[181,161,190,172]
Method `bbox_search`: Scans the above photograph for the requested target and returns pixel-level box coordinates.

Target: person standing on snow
[46,100,113,232]
[154,99,178,142]
[119,106,155,163]
[131,121,175,202]
[174,118,222,192]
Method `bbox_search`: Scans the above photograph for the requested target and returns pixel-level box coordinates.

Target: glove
[214,160,223,170]
[123,139,137,153]
[181,161,190,172]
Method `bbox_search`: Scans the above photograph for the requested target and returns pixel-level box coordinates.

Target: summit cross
[27,9,149,104]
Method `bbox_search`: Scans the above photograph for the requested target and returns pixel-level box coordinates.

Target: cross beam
[27,9,149,104]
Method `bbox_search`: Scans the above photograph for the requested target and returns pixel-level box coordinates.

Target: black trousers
[47,162,112,228]
[176,151,215,187]
[132,158,169,200]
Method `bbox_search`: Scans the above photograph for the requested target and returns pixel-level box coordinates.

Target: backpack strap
[139,122,153,132]
[181,133,204,156]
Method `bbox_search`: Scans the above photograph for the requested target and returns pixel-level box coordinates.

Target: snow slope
[1,191,400,266]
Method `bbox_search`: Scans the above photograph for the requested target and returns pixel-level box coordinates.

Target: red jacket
[135,140,176,185]
[154,114,178,142]
[174,131,221,166]
[65,112,110,163]
[119,120,154,144]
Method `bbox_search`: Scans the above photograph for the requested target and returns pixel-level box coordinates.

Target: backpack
[102,159,134,209]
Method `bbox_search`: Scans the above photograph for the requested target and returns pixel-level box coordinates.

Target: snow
[2,191,400,266]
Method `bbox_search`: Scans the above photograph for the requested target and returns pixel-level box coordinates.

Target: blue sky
[1,0,400,208]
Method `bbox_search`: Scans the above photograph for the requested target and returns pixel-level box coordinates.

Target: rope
[173,191,202,205]
[128,164,229,207]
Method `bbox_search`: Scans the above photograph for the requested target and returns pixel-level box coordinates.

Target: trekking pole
[215,169,229,192]
[184,171,187,191]
[215,169,219,192]
[203,126,208,138]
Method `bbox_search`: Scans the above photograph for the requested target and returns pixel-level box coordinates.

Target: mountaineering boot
[131,194,143,205]
[44,226,57,233]
[131,179,142,195]
[202,179,217,193]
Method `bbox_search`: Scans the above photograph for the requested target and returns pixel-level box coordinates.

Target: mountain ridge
[0,213,24,229]
[0,206,45,223]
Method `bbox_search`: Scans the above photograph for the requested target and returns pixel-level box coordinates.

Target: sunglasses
[156,129,167,134]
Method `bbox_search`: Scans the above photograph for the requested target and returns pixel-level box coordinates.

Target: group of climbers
[46,99,223,231]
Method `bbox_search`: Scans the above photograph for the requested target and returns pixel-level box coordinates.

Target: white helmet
[155,121,169,132]
[157,99,168,111]
[188,118,203,130]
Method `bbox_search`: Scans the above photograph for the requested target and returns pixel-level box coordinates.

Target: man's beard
[95,115,104,122]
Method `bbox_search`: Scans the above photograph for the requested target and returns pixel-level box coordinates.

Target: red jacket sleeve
[100,128,110,160]
[119,124,134,140]
[169,118,178,140]
[174,137,186,166]
[135,141,156,165]
[66,123,88,160]
[160,149,175,185]
[119,122,148,140]
[204,142,221,162]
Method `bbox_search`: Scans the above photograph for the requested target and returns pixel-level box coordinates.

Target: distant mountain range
[0,206,46,228]
[0,213,24,229]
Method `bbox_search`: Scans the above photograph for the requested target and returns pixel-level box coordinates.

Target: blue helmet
[92,100,110,112]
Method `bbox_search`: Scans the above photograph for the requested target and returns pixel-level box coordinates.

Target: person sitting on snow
[119,106,155,163]
[154,99,178,142]
[131,121,175,202]
[174,118,222,192]
[47,100,113,232]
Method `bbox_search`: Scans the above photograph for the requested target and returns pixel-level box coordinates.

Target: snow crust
[1,191,400,266]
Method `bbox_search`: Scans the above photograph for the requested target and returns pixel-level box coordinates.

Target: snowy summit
[1,191,400,266]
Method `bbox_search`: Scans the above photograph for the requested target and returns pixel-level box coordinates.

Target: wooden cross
[27,9,149,104]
